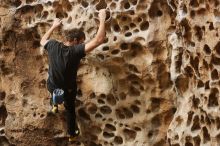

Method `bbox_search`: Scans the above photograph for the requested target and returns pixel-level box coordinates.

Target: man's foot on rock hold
[68,135,77,142]
[51,105,58,113]
[46,105,58,116]
[69,129,80,142]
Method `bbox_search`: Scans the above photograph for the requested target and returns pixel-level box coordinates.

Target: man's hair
[63,28,85,42]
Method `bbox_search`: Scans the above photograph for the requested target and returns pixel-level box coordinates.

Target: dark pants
[47,82,78,136]
[63,88,78,136]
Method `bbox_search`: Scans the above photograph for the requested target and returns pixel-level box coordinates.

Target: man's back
[44,40,85,90]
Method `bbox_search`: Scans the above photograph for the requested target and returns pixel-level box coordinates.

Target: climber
[40,9,106,142]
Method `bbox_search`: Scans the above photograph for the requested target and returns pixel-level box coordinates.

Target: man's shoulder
[49,39,63,45]
[68,44,84,51]
[74,44,86,58]
[73,44,85,50]
[44,39,62,52]
[45,39,59,47]
[49,39,60,44]
[67,44,85,59]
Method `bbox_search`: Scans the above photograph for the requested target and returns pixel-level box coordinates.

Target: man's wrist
[99,19,105,23]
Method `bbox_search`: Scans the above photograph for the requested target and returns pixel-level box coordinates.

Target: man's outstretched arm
[85,9,106,53]
[40,18,62,46]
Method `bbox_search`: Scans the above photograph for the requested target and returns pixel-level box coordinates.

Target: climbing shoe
[51,105,58,113]
[68,135,77,142]
[68,129,80,142]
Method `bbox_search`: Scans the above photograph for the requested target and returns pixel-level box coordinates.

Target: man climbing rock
[40,9,106,142]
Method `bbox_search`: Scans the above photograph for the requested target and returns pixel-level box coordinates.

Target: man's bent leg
[47,81,58,113]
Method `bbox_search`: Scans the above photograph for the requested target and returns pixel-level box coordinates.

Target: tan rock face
[167,1,220,146]
[1,0,219,146]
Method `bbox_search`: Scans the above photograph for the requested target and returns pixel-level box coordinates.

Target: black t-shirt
[44,40,85,91]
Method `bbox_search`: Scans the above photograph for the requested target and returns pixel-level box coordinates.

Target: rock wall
[167,0,220,146]
[0,0,220,146]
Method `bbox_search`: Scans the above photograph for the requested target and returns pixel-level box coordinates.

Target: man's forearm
[84,9,106,53]
[95,20,105,43]
[40,26,56,46]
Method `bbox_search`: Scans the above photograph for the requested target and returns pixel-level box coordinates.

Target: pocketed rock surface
[0,0,220,146]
